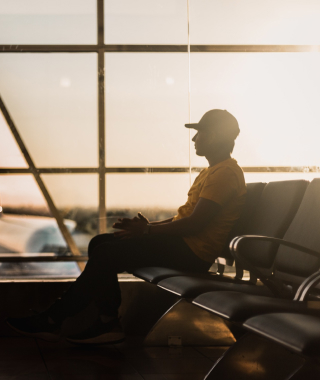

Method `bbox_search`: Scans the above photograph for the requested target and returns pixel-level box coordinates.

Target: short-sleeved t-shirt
[172,158,246,263]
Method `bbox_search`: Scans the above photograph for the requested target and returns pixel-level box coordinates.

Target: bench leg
[204,332,305,380]
[143,298,235,346]
[289,359,320,380]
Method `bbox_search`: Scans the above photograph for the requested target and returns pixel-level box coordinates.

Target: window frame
[0,0,319,268]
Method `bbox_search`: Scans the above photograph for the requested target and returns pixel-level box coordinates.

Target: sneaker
[66,318,125,345]
[6,313,61,342]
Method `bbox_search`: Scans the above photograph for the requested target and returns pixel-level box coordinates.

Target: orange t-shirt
[172,158,246,263]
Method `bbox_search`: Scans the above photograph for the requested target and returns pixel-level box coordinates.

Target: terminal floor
[0,336,228,379]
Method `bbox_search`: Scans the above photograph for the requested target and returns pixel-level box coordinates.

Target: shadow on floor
[0,335,228,380]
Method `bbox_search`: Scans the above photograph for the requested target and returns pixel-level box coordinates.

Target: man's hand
[113,212,149,229]
[113,217,137,230]
[113,212,149,239]
[137,212,149,224]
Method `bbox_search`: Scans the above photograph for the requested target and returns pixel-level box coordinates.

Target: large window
[1,0,320,278]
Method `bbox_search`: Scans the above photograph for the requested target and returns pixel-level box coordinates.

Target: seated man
[7,109,246,345]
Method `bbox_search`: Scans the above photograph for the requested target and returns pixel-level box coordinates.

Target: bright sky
[2,0,320,210]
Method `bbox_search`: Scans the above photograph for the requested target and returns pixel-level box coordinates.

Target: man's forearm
[148,217,199,236]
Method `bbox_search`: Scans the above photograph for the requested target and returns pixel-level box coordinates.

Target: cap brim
[185,123,199,129]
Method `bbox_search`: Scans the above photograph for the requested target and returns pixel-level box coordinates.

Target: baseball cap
[185,109,240,140]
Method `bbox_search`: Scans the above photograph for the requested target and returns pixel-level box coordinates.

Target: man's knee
[88,248,106,263]
[88,233,115,258]
[88,235,100,258]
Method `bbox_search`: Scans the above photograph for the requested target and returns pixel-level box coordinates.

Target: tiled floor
[0,336,228,379]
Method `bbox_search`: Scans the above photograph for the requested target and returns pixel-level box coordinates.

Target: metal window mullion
[97,0,107,234]
[187,0,192,187]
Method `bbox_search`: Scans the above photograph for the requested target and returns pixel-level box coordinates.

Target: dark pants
[49,233,210,323]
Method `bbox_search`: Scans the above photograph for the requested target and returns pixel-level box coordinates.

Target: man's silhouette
[7,109,246,345]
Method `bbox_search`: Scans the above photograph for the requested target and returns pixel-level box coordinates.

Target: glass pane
[0,175,48,214]
[0,175,62,253]
[105,53,189,167]
[104,0,187,44]
[190,0,320,44]
[0,174,93,278]
[106,173,191,231]
[0,0,97,44]
[0,262,80,279]
[190,53,320,168]
[41,174,99,252]
[0,54,98,167]
[0,109,27,168]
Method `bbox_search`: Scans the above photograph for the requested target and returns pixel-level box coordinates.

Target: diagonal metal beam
[97,0,107,234]
[0,95,86,271]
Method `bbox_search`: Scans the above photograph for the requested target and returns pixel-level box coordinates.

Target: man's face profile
[192,129,216,157]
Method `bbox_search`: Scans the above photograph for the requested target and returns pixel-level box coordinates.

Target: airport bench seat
[133,266,247,285]
[133,182,267,284]
[193,290,312,322]
[157,275,273,298]
[134,180,307,288]
[133,266,193,284]
[200,239,320,379]
[239,313,320,380]
[202,312,320,380]
[244,312,320,358]
[188,180,320,378]
[191,179,320,326]
[156,179,308,298]
[154,179,320,378]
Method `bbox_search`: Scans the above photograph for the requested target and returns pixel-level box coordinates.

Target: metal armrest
[230,235,320,299]
[214,257,235,276]
[294,270,320,301]
[231,235,320,260]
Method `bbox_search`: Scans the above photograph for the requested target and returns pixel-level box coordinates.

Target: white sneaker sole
[6,321,60,342]
[66,331,125,345]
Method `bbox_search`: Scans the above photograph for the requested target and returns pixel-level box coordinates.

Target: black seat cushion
[244,313,320,357]
[133,267,190,283]
[157,276,273,298]
[133,267,254,285]
[192,291,313,322]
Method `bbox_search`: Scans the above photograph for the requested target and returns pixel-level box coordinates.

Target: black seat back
[221,182,266,261]
[240,180,308,271]
[274,179,320,285]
